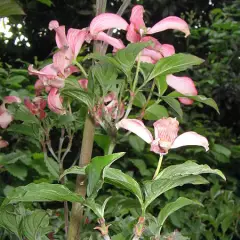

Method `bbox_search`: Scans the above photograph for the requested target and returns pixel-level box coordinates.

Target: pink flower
[47,88,66,115]
[49,20,88,60]
[24,97,47,119]
[89,13,128,49]
[28,64,78,94]
[93,92,124,125]
[78,79,88,90]
[116,117,209,155]
[0,136,8,148]
[0,96,21,129]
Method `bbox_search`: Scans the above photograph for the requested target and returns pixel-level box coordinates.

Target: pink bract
[116,117,209,155]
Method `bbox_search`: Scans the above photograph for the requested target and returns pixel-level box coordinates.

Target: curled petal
[126,23,141,43]
[139,56,156,64]
[95,32,125,50]
[90,13,128,35]
[0,110,13,129]
[35,79,45,92]
[49,20,68,49]
[33,97,47,110]
[147,16,190,37]
[116,119,153,144]
[141,48,162,62]
[0,137,8,148]
[141,36,162,50]
[130,5,146,31]
[166,74,198,105]
[4,96,21,104]
[150,139,165,155]
[24,98,38,114]
[47,78,65,89]
[48,20,59,30]
[78,79,88,90]
[160,44,175,57]
[53,50,72,75]
[47,88,66,115]
[28,64,58,80]
[171,131,209,151]
[67,28,88,59]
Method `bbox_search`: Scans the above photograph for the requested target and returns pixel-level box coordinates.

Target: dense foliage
[0,0,239,240]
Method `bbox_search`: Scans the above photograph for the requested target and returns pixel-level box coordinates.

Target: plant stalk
[153,155,163,179]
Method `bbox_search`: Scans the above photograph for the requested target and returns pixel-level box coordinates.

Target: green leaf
[129,159,152,177]
[112,233,125,240]
[5,163,28,180]
[0,151,27,165]
[0,205,23,238]
[114,42,150,75]
[58,114,76,125]
[59,166,86,180]
[37,0,53,7]
[85,197,111,219]
[155,161,226,181]
[129,135,146,152]
[144,175,208,210]
[94,134,111,155]
[157,197,203,233]
[212,144,231,158]
[8,123,40,138]
[2,183,84,205]
[143,161,225,209]
[155,75,168,96]
[104,168,143,206]
[144,104,168,120]
[147,54,204,81]
[0,0,25,17]
[167,92,219,114]
[9,105,40,125]
[86,152,125,197]
[22,210,51,240]
[133,92,146,108]
[91,61,118,88]
[161,96,183,118]
[43,157,59,179]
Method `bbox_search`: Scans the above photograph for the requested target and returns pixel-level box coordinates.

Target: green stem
[107,140,116,155]
[153,155,163,180]
[124,55,141,119]
[73,60,88,79]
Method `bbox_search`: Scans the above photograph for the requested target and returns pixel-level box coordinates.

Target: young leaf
[94,134,111,155]
[59,166,86,180]
[147,54,204,81]
[133,92,147,108]
[157,197,203,233]
[155,75,168,96]
[144,104,168,120]
[22,210,51,240]
[86,152,125,197]
[84,197,111,219]
[129,135,146,152]
[114,42,150,75]
[2,183,84,206]
[104,168,143,206]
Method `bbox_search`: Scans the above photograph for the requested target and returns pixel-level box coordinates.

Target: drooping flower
[49,20,88,61]
[89,13,128,49]
[116,117,209,155]
[0,96,21,129]
[93,92,124,125]
[0,136,8,148]
[47,88,66,115]
[28,64,78,94]
[24,97,47,119]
